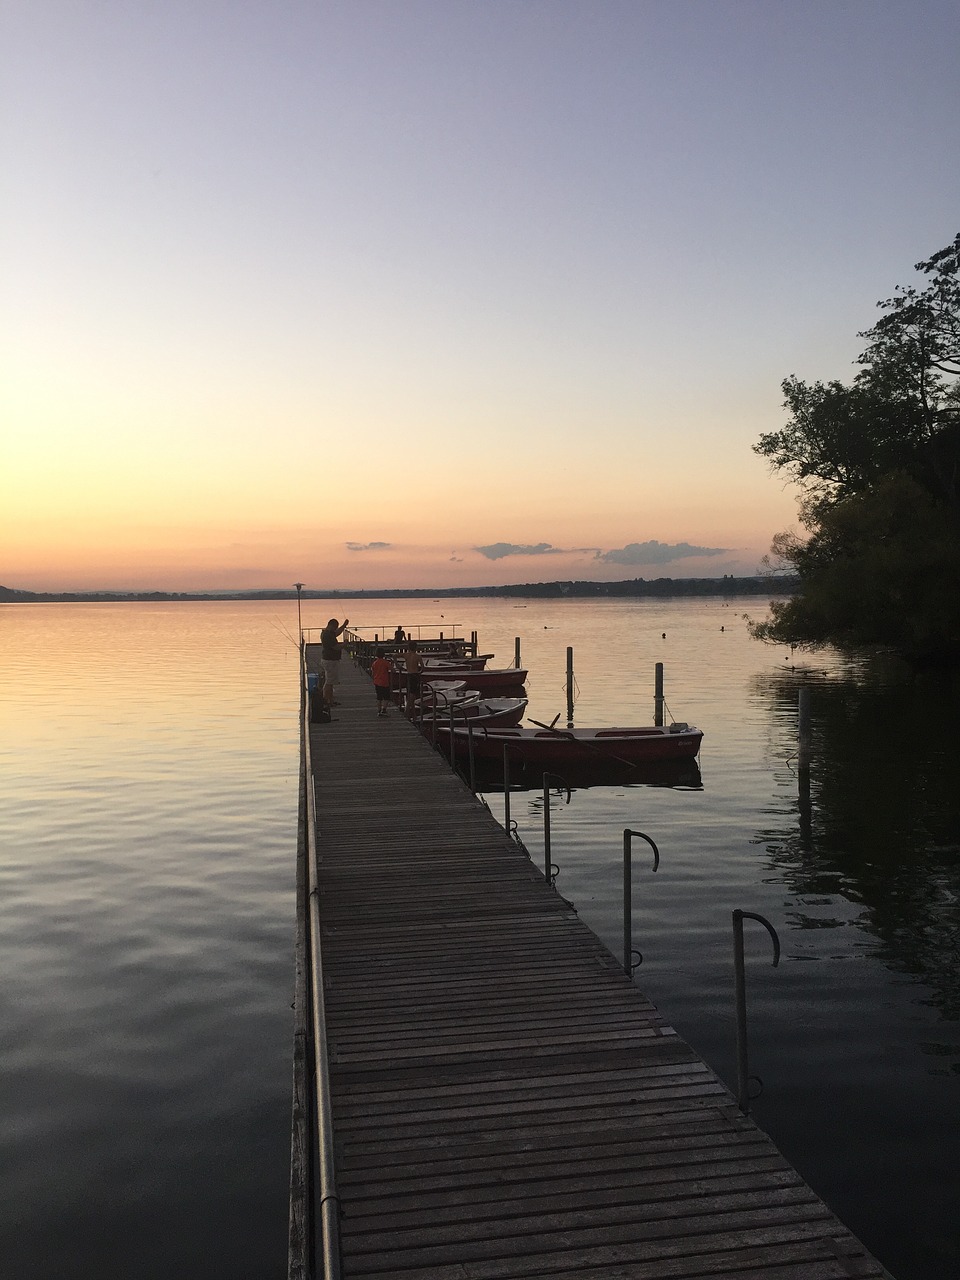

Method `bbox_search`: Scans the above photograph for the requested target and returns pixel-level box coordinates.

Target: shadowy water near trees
[753,658,960,1025]
[752,233,960,665]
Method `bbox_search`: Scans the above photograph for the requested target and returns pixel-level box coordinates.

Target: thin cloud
[345,541,392,552]
[598,540,727,566]
[473,542,563,561]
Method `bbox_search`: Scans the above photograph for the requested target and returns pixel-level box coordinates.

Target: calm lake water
[2,597,958,1279]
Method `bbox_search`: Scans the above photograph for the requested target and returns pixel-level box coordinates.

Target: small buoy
[720,626,724,632]
[661,632,666,639]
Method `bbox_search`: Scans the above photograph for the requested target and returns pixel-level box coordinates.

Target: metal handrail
[303,623,463,643]
[301,653,343,1279]
[732,909,780,1114]
[622,829,660,974]
[541,773,570,885]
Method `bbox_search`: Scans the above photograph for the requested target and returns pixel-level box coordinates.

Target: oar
[528,717,638,770]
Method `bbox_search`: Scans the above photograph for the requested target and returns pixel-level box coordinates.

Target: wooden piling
[798,686,812,771]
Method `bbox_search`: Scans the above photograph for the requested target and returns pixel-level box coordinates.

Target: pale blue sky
[3,1,958,590]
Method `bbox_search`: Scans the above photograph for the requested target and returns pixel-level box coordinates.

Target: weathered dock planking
[293,646,890,1280]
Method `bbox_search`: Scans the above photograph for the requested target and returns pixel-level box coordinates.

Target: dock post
[654,663,664,727]
[566,647,574,723]
[514,637,521,669]
[798,687,811,771]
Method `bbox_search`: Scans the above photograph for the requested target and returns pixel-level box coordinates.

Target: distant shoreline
[2,576,797,604]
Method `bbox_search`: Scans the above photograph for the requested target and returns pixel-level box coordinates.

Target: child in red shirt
[371,648,393,717]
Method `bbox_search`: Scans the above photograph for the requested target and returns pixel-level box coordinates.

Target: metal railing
[298,651,343,1279]
[732,909,780,1114]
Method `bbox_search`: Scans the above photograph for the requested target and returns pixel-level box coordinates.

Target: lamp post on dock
[294,583,304,651]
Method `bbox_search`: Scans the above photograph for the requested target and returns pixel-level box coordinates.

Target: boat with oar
[419,696,528,730]
[438,719,703,767]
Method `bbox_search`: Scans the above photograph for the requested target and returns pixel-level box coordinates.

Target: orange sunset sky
[3,1,959,592]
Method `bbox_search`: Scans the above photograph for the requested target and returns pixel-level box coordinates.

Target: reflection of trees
[752,660,960,1021]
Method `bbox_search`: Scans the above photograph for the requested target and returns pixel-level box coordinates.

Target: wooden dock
[292,649,889,1279]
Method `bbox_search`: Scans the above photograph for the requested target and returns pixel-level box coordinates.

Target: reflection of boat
[474,754,703,792]
[440,722,703,768]
[420,696,528,729]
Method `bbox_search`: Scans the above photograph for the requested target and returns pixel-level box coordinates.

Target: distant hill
[1,576,798,603]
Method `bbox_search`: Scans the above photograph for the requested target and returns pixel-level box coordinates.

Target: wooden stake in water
[514,636,521,669]
[566,647,574,723]
[798,686,811,771]
[654,662,664,727]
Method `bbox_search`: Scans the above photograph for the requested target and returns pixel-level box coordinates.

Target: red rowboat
[420,653,494,671]
[422,667,528,692]
[439,721,703,767]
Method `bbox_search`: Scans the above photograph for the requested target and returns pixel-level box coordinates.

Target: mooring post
[466,720,476,793]
[798,686,811,771]
[514,636,521,669]
[566,647,574,723]
[732,909,781,1114]
[622,829,660,975]
[654,662,664,727]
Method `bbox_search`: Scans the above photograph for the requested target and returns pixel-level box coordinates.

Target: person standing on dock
[371,647,392,717]
[393,625,405,642]
[403,640,422,716]
[320,616,349,710]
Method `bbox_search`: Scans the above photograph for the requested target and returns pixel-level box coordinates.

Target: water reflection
[470,754,703,793]
[753,660,960,1021]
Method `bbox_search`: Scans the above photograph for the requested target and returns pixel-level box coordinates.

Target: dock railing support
[541,773,570,885]
[503,745,512,835]
[732,909,780,1114]
[622,829,660,974]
